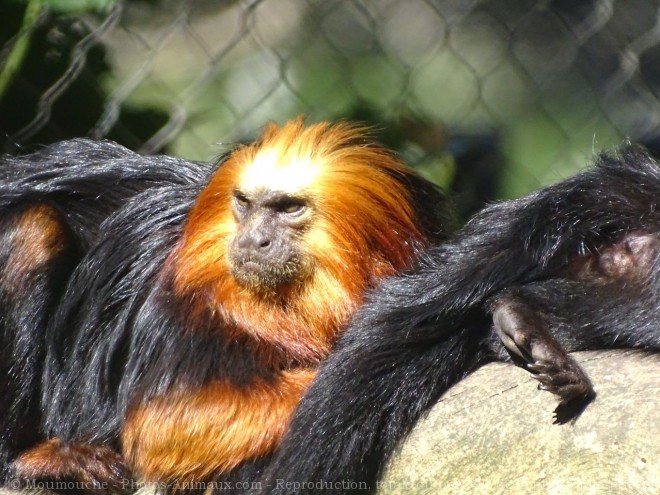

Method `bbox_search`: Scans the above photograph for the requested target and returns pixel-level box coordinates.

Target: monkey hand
[492,297,596,424]
[525,359,596,424]
[9,439,135,494]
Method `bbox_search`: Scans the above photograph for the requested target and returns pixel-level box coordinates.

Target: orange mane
[172,118,429,364]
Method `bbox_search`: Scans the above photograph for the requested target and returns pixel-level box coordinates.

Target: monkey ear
[596,232,658,279]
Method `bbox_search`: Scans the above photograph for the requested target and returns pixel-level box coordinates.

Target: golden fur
[173,119,426,363]
[122,370,315,482]
[16,119,437,486]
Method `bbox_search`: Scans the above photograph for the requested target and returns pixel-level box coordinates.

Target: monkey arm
[490,229,660,422]
[490,274,660,404]
[253,281,494,494]
[13,369,316,490]
[122,369,316,483]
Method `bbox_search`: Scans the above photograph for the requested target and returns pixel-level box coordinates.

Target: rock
[380,350,660,495]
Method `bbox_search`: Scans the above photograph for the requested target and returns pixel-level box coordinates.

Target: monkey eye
[234,193,251,209]
[278,200,306,215]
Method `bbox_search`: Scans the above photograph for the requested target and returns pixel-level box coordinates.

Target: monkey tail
[256,299,492,493]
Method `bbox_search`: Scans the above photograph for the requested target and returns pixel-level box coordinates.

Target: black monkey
[0,139,213,480]
[254,146,660,494]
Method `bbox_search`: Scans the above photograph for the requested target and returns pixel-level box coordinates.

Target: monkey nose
[257,238,271,250]
[238,232,273,254]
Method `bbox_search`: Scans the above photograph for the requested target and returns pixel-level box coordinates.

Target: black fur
[4,138,659,494]
[0,139,213,480]
[254,146,660,494]
[38,156,451,480]
[0,134,453,491]
[0,204,77,477]
[41,182,295,444]
[0,139,213,248]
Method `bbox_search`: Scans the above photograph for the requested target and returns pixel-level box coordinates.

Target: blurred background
[2,0,660,219]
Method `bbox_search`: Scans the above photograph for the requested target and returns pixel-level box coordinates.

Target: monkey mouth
[230,257,302,290]
[239,259,266,272]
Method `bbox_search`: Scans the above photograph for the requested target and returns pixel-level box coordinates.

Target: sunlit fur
[251,146,660,495]
[121,120,443,483]
[173,118,428,364]
[0,205,66,295]
[116,119,439,482]
[122,369,315,481]
[4,120,450,489]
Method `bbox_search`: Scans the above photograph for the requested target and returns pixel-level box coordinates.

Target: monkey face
[228,188,313,291]
[174,119,430,309]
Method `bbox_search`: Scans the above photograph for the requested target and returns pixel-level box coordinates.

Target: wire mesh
[2,0,660,207]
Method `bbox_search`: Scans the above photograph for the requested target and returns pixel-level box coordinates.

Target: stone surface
[380,350,660,495]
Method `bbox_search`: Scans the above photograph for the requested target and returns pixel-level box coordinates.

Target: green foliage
[15,0,116,14]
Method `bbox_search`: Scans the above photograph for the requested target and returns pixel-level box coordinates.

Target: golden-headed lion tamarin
[2,119,452,489]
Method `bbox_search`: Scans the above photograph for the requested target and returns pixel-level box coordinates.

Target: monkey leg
[489,292,596,424]
[10,439,134,494]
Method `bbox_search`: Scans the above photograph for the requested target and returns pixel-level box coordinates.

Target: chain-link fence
[2,0,660,215]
